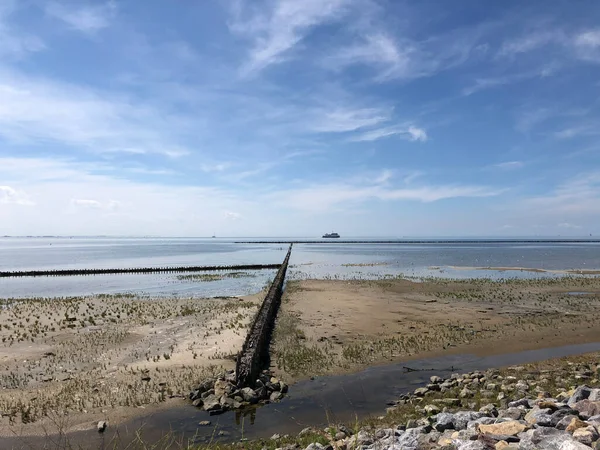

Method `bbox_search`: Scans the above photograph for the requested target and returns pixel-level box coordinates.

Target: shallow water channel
[59,341,600,449]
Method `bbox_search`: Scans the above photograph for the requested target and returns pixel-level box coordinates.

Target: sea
[1,236,599,299]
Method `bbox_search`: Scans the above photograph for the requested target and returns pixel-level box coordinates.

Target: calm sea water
[1,237,599,298]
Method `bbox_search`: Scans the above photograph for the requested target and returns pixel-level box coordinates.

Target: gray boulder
[499,407,525,420]
[572,400,600,420]
[435,413,456,431]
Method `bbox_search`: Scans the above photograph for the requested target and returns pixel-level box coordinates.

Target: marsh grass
[177,272,257,282]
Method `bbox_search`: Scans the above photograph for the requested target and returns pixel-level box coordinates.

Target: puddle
[567,291,594,296]
[21,341,600,449]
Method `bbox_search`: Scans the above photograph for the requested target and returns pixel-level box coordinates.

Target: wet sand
[272,276,600,382]
[0,292,263,437]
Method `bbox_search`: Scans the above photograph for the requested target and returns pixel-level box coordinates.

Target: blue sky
[1,0,599,237]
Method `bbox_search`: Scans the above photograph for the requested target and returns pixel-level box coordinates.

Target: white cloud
[523,172,600,216]
[573,29,600,63]
[494,161,524,170]
[269,182,501,212]
[351,124,427,142]
[0,185,34,205]
[311,107,390,133]
[230,0,351,74]
[0,71,191,157]
[497,31,566,58]
[45,1,116,34]
[224,211,242,221]
[462,65,557,96]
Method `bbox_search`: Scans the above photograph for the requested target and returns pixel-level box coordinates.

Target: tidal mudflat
[0,292,263,436]
[272,276,600,382]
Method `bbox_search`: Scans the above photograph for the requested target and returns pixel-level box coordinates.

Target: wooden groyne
[235,244,292,388]
[0,264,281,278]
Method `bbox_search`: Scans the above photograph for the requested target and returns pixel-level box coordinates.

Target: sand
[0,292,263,436]
[272,276,600,381]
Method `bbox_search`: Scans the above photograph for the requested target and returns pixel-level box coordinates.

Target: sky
[1,0,600,237]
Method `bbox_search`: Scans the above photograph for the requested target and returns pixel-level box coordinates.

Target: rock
[414,387,429,397]
[566,417,590,433]
[198,420,211,426]
[480,404,498,417]
[568,386,592,407]
[435,412,456,431]
[192,398,203,407]
[498,407,524,420]
[572,426,599,446]
[560,439,597,450]
[201,389,214,399]
[538,401,560,411]
[202,395,221,412]
[97,421,107,433]
[424,404,441,415]
[589,390,600,402]
[508,398,530,408]
[271,434,281,440]
[589,414,600,424]
[305,444,324,450]
[557,415,581,430]
[460,387,474,398]
[270,391,284,402]
[454,412,484,430]
[213,379,234,397]
[395,426,426,449]
[406,419,417,429]
[495,440,509,450]
[356,430,372,446]
[219,396,234,409]
[524,407,553,426]
[572,400,600,419]
[478,421,527,436]
[280,382,289,394]
[454,441,488,450]
[240,387,259,404]
[467,417,496,430]
[431,376,443,384]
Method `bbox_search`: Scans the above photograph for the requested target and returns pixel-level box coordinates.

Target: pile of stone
[324,364,600,450]
[189,369,288,415]
[284,363,600,450]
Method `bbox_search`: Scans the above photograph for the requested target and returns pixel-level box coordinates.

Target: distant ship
[322,232,340,238]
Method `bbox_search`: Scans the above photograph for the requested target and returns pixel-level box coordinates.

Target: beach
[272,276,600,381]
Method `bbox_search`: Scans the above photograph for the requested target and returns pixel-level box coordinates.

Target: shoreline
[1,273,600,445]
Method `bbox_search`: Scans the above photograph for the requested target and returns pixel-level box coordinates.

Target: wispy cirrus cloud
[229,0,352,75]
[493,161,524,170]
[270,180,501,212]
[497,30,566,58]
[310,106,390,133]
[44,1,117,34]
[351,124,427,142]
[573,29,600,63]
[0,71,191,157]
[524,172,600,215]
[462,65,557,96]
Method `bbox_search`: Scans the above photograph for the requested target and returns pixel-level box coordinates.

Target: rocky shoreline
[188,369,288,415]
[259,357,600,450]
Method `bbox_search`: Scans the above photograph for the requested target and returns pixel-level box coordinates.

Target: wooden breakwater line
[235,244,292,388]
[0,264,281,278]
